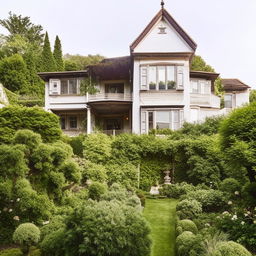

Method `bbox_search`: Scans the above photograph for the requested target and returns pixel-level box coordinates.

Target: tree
[219,103,256,183]
[53,36,64,71]
[0,12,44,45]
[249,89,256,103]
[39,32,56,72]
[191,55,223,95]
[0,54,29,93]
[0,106,62,143]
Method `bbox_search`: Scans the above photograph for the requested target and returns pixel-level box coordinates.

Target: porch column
[87,107,91,134]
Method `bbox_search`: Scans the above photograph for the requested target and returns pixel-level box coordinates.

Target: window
[144,109,183,133]
[105,83,124,93]
[190,80,211,94]
[140,65,182,90]
[148,67,157,90]
[156,111,171,129]
[69,116,78,129]
[224,94,233,108]
[60,79,79,95]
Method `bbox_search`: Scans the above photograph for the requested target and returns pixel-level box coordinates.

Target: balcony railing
[88,93,132,102]
[190,94,220,108]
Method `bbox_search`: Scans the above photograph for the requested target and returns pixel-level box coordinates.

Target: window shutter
[49,79,61,95]
[206,80,211,94]
[140,66,148,90]
[141,111,147,134]
[176,66,184,90]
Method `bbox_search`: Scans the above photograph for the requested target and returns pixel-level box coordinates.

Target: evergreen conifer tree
[40,32,56,72]
[53,35,64,71]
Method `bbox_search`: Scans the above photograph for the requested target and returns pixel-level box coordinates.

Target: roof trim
[130,8,197,52]
[190,71,220,80]
[38,70,88,81]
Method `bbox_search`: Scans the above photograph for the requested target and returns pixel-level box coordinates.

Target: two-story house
[38,3,249,136]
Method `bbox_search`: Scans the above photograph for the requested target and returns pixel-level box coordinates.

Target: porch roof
[222,79,250,91]
[38,70,88,81]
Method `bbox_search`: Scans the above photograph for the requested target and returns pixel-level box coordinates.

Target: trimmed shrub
[0,248,22,256]
[213,241,252,256]
[160,182,195,199]
[219,178,241,194]
[242,182,256,207]
[13,223,40,254]
[176,219,198,236]
[88,182,107,201]
[176,199,202,219]
[68,134,86,157]
[176,231,197,256]
[0,106,61,144]
[181,189,227,212]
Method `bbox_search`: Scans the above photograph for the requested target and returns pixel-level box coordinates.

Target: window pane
[149,66,156,90]
[148,112,154,130]
[105,83,124,93]
[191,81,199,93]
[61,80,68,94]
[167,66,175,89]
[224,95,232,108]
[158,66,166,90]
[69,79,77,94]
[60,117,66,129]
[69,116,77,129]
[156,111,170,129]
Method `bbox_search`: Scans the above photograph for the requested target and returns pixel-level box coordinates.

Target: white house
[38,3,250,136]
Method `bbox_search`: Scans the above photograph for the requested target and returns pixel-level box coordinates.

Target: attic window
[158,24,167,34]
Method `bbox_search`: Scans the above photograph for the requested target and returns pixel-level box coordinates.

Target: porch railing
[102,129,132,136]
[88,93,132,102]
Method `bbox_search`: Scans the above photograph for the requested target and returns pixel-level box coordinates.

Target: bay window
[141,109,183,133]
[140,65,184,91]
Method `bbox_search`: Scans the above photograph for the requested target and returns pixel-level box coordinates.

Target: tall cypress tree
[40,32,56,72]
[53,35,64,71]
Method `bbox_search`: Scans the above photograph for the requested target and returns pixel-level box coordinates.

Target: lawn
[143,199,177,256]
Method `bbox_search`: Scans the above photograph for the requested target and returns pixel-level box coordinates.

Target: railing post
[113,129,116,136]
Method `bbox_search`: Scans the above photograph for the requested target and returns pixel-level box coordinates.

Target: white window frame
[59,78,80,95]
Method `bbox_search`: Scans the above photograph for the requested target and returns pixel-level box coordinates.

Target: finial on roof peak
[161,0,165,9]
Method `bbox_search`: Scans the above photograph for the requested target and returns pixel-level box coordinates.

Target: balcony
[88,93,132,102]
[190,94,220,108]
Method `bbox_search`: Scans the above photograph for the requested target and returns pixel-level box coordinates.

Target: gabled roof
[130,8,197,52]
[222,79,251,91]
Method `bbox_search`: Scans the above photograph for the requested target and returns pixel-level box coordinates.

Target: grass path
[144,199,177,256]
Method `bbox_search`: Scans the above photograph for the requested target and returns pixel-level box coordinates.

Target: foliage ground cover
[143,199,177,256]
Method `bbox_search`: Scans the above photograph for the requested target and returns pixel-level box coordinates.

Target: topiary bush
[13,223,40,254]
[88,182,107,201]
[213,241,252,256]
[176,231,203,256]
[176,219,198,236]
[176,199,202,219]
[68,134,86,157]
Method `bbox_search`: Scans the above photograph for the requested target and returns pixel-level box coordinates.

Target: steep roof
[89,56,131,81]
[130,8,197,52]
[222,79,250,91]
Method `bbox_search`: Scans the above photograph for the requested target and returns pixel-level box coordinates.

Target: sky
[0,0,255,88]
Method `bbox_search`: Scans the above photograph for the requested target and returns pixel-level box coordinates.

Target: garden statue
[164,171,171,184]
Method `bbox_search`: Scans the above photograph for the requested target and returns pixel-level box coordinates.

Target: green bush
[213,241,252,256]
[28,247,41,256]
[42,201,151,256]
[0,248,22,256]
[176,199,202,219]
[68,134,86,157]
[83,133,112,163]
[180,189,227,212]
[176,219,198,236]
[13,223,40,254]
[0,106,61,144]
[242,182,256,207]
[88,182,107,201]
[160,182,196,199]
[219,178,241,195]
